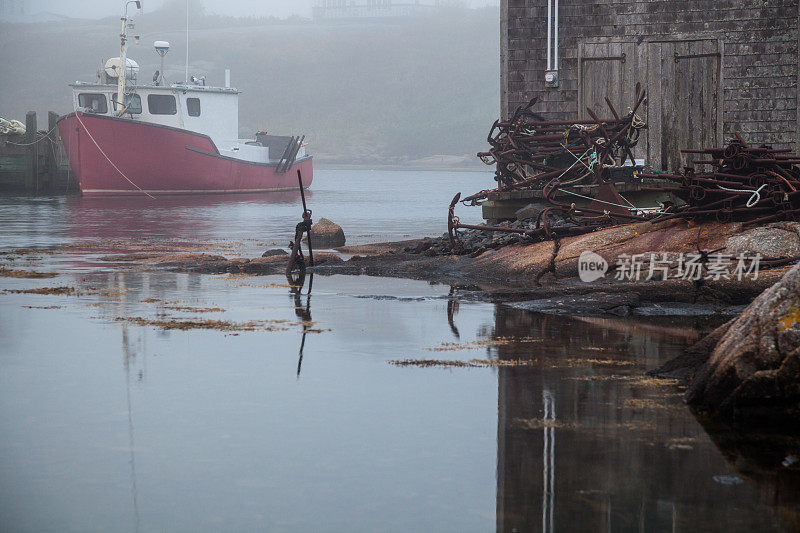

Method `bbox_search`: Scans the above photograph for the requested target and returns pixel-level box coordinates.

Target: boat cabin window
[186,97,201,117]
[78,93,108,114]
[112,93,142,114]
[147,94,177,115]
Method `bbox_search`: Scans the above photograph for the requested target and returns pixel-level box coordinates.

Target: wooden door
[578,41,647,162]
[647,39,722,171]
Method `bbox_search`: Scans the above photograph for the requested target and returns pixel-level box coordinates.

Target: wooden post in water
[24,111,37,193]
[46,111,59,192]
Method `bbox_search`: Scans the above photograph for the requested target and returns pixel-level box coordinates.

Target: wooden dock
[480,174,679,222]
[0,111,75,194]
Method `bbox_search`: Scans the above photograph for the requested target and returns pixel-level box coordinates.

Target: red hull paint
[57,111,312,195]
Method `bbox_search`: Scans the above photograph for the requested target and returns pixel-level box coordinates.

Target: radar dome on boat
[154,41,170,55]
[104,57,140,79]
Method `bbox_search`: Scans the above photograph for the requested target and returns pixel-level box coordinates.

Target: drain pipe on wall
[546,0,552,72]
[545,0,559,88]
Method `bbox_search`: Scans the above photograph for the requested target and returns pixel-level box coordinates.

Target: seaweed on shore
[118,316,287,332]
[7,286,77,295]
[117,316,327,333]
[389,358,540,368]
[565,375,681,387]
[586,358,635,367]
[0,248,57,256]
[512,418,578,430]
[163,305,226,313]
[426,336,542,351]
[0,268,58,279]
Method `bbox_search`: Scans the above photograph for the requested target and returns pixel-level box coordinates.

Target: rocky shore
[653,262,800,426]
[101,218,800,308]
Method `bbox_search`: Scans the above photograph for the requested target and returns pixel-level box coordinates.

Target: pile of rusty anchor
[286,169,314,284]
[447,192,607,252]
[448,85,655,252]
[638,134,800,225]
[466,83,648,204]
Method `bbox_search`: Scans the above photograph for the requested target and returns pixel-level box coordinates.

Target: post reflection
[115,272,142,533]
[447,285,460,339]
[490,305,799,532]
[289,272,313,378]
[541,389,555,533]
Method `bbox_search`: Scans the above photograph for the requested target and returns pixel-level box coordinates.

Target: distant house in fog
[313,0,441,21]
[0,0,27,16]
[0,0,67,23]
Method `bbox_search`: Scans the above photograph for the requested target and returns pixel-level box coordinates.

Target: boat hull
[57,112,312,195]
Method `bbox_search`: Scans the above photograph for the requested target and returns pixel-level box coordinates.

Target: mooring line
[72,106,156,199]
[3,124,60,147]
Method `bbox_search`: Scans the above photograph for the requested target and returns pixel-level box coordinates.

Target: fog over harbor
[0,1,500,166]
[14,0,501,19]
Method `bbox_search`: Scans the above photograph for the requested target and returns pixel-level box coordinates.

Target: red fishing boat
[57,2,312,196]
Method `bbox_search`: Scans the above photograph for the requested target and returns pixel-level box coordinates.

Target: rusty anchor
[286,169,314,284]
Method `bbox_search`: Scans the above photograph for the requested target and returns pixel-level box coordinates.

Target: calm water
[0,169,489,254]
[1,170,798,532]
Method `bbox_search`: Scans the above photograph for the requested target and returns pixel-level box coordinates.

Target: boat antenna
[185,0,189,83]
[117,0,141,116]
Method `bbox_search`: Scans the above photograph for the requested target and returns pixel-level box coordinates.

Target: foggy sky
[25,0,500,19]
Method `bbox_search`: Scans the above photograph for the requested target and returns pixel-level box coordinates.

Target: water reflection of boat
[65,190,311,242]
[73,190,311,210]
[57,1,312,196]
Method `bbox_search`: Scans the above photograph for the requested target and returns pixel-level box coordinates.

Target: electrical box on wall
[545,70,559,88]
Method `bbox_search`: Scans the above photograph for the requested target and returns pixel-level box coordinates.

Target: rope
[619,193,637,209]
[555,187,663,212]
[588,150,599,170]
[72,107,156,199]
[559,145,595,174]
[552,142,663,211]
[572,123,599,133]
[717,183,767,208]
[556,144,592,179]
[4,124,59,146]
[627,110,646,129]
[0,117,26,135]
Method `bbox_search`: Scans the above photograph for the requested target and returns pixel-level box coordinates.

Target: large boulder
[725,222,800,259]
[459,240,556,282]
[685,262,800,424]
[307,218,346,249]
[553,219,742,279]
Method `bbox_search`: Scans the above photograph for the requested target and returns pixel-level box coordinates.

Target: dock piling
[46,111,59,191]
[24,111,37,193]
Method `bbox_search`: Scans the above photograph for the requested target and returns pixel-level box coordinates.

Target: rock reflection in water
[491,305,798,532]
[698,418,800,529]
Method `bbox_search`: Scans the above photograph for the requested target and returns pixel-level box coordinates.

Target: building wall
[500,0,800,169]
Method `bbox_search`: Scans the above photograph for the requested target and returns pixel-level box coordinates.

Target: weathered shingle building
[500,1,800,170]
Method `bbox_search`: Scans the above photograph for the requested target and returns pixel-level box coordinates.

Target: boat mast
[117,1,141,116]
[185,0,189,83]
